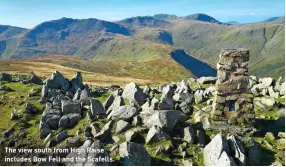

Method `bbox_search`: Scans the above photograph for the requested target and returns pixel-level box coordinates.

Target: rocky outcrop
[122,82,146,105]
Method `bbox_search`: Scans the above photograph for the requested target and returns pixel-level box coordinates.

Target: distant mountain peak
[262,16,285,23]
[118,16,170,28]
[184,13,221,24]
[153,14,179,21]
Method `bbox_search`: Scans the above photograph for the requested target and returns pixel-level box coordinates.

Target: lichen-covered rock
[182,125,195,144]
[119,142,151,166]
[122,82,146,106]
[90,99,104,116]
[194,89,205,104]
[25,72,42,84]
[146,125,170,144]
[143,110,180,132]
[46,71,70,91]
[106,96,125,115]
[116,120,132,134]
[61,100,81,115]
[108,105,138,121]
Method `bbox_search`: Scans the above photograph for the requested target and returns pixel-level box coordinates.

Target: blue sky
[0,0,284,28]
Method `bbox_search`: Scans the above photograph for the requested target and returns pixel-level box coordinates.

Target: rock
[108,105,138,121]
[58,114,81,129]
[132,115,142,126]
[279,82,285,96]
[79,88,91,106]
[197,76,217,84]
[56,131,68,143]
[194,89,205,104]
[112,136,120,143]
[25,72,42,84]
[194,109,209,123]
[122,82,146,106]
[94,121,113,142]
[0,85,13,91]
[90,123,100,137]
[204,133,232,166]
[255,97,276,107]
[143,110,180,132]
[2,127,14,138]
[255,101,269,110]
[227,135,246,165]
[10,112,17,120]
[61,100,81,115]
[146,125,170,144]
[143,85,151,94]
[70,72,84,92]
[0,73,12,82]
[202,117,211,130]
[158,97,174,110]
[197,129,206,147]
[173,92,193,102]
[40,128,52,139]
[278,132,285,138]
[7,140,15,147]
[175,80,191,94]
[116,120,132,134]
[265,132,275,141]
[46,71,70,91]
[84,126,92,139]
[245,139,261,166]
[204,86,216,97]
[202,105,213,113]
[182,125,196,144]
[103,95,115,111]
[66,137,82,147]
[259,77,274,87]
[177,98,194,115]
[125,130,137,142]
[90,99,104,116]
[268,86,279,98]
[24,103,37,113]
[65,140,111,166]
[106,96,125,115]
[119,142,151,166]
[161,85,174,99]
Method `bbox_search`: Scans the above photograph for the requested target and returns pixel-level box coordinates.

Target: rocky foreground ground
[0,71,285,166]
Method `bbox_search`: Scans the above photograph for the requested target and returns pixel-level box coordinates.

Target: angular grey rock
[125,130,137,142]
[259,77,274,87]
[116,120,132,134]
[173,92,193,102]
[24,103,37,113]
[66,137,82,147]
[108,105,138,121]
[197,76,217,84]
[178,99,194,115]
[245,139,261,166]
[204,133,232,166]
[103,95,115,110]
[41,85,48,98]
[182,125,196,144]
[143,110,180,132]
[40,128,52,139]
[143,85,151,94]
[197,129,206,147]
[194,89,205,104]
[61,100,81,115]
[58,114,81,129]
[268,86,279,98]
[175,80,191,94]
[94,120,113,142]
[227,135,246,166]
[90,99,104,116]
[56,131,68,143]
[70,72,84,92]
[146,125,170,144]
[158,97,174,110]
[0,73,12,82]
[132,115,142,126]
[84,141,111,166]
[279,82,285,96]
[106,96,125,115]
[79,88,91,106]
[46,71,70,91]
[122,82,146,106]
[161,85,174,100]
[254,97,276,107]
[46,115,61,130]
[119,142,151,166]
[26,72,42,84]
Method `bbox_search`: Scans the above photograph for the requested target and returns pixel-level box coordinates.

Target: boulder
[178,98,194,115]
[194,89,205,104]
[122,82,146,106]
[158,97,174,110]
[24,103,37,113]
[254,97,276,107]
[197,129,206,147]
[90,99,104,116]
[46,71,70,91]
[143,110,180,132]
[119,142,151,166]
[161,85,174,99]
[25,72,42,84]
[116,120,132,134]
[268,86,279,98]
[40,127,52,139]
[61,100,81,115]
[94,121,113,142]
[58,114,81,129]
[103,95,115,111]
[66,137,82,147]
[245,139,261,166]
[70,72,84,92]
[0,73,12,82]
[125,130,136,142]
[279,82,285,96]
[56,131,68,143]
[79,88,91,106]
[174,80,191,94]
[143,85,151,94]
[204,134,233,166]
[107,105,138,121]
[146,125,170,144]
[227,135,246,165]
[173,92,193,102]
[259,77,274,87]
[197,76,217,84]
[132,115,142,126]
[182,125,196,144]
[106,96,125,115]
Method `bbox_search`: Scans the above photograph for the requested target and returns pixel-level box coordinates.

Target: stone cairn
[211,49,255,125]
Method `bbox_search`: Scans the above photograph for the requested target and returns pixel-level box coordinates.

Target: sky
[0,0,284,28]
